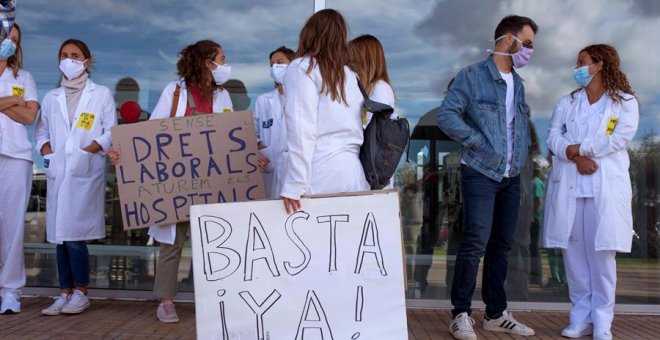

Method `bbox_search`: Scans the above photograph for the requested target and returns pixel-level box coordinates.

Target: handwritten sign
[112,111,265,230]
[190,191,408,339]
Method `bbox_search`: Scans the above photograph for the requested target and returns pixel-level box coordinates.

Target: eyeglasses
[513,35,534,49]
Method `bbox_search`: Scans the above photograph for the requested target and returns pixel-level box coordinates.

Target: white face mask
[59,58,87,80]
[270,63,288,84]
[211,62,231,85]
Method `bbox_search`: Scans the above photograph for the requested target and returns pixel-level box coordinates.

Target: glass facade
[17,0,659,306]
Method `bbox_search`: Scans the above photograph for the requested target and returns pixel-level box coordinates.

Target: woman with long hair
[280,9,369,213]
[543,44,639,340]
[109,39,233,323]
[348,34,397,126]
[0,23,39,314]
[36,38,116,316]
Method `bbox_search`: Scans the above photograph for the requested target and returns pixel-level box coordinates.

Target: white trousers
[563,198,617,331]
[0,155,31,295]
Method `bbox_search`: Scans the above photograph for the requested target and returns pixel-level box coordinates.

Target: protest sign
[112,112,265,230]
[190,190,408,339]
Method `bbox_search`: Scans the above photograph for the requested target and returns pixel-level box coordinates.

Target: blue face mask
[573,64,596,87]
[0,38,16,60]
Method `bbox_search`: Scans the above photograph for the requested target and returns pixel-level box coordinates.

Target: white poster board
[190,190,408,339]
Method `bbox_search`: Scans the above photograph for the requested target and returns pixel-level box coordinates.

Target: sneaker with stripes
[449,312,477,340]
[483,310,535,336]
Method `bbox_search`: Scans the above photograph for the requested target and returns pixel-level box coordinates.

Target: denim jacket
[436,55,531,181]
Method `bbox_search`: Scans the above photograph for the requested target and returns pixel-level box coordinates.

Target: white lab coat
[35,79,116,244]
[0,68,39,161]
[542,90,639,252]
[147,79,233,244]
[280,56,369,199]
[253,89,288,199]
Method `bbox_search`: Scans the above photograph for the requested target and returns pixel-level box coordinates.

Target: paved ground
[0,297,658,339]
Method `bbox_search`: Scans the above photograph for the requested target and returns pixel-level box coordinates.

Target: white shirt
[253,89,288,199]
[280,57,369,199]
[499,71,515,177]
[0,68,38,161]
[363,80,398,127]
[575,92,607,197]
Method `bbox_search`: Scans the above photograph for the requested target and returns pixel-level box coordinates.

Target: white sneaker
[561,323,593,338]
[593,329,613,340]
[0,293,21,314]
[41,294,72,316]
[483,310,535,336]
[61,290,90,314]
[449,312,477,340]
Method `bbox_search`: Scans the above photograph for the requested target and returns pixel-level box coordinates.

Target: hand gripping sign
[190,190,408,340]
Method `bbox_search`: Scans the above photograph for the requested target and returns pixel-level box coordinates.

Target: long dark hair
[296,9,350,104]
[570,44,635,104]
[177,40,223,102]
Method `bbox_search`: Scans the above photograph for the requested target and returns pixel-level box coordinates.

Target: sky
[15,0,660,160]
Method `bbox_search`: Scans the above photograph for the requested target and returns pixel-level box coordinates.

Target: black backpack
[357,79,410,190]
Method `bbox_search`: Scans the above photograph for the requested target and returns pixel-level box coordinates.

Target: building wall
[18,0,659,305]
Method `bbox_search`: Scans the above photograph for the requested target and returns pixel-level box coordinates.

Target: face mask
[573,64,596,87]
[59,58,87,80]
[270,63,288,84]
[0,39,16,60]
[211,62,231,85]
[491,35,534,68]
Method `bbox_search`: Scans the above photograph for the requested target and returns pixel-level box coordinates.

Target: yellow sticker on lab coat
[76,112,95,130]
[223,108,232,112]
[12,85,24,98]
[606,116,618,136]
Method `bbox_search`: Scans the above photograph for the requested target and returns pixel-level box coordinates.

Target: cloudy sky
[17,0,660,157]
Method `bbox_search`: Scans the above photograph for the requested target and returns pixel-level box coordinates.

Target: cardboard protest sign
[190,190,408,339]
[112,111,265,230]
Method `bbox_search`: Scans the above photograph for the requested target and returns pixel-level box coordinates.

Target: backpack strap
[169,84,181,118]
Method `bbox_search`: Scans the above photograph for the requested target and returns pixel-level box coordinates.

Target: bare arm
[3,100,39,125]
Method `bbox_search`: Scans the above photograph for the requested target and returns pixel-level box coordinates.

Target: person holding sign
[254,46,294,199]
[543,44,639,340]
[280,9,369,213]
[109,39,233,323]
[35,39,116,316]
[0,23,38,314]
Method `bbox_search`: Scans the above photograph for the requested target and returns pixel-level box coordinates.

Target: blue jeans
[56,241,90,289]
[451,165,520,318]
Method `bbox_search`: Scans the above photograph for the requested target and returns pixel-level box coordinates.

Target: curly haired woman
[543,44,639,340]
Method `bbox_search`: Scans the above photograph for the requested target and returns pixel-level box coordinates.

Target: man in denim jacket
[437,15,538,340]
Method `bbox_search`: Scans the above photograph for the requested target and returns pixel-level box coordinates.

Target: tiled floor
[1,297,658,339]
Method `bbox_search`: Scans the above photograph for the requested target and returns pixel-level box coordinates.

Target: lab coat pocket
[550,160,563,183]
[43,153,57,179]
[70,148,94,177]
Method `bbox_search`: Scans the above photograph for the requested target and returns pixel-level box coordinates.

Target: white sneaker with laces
[61,290,90,314]
[449,312,477,340]
[0,293,21,314]
[593,329,613,340]
[561,323,593,338]
[41,294,71,316]
[483,310,535,336]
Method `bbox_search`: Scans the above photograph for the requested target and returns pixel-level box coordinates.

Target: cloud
[412,0,660,120]
[15,0,660,140]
